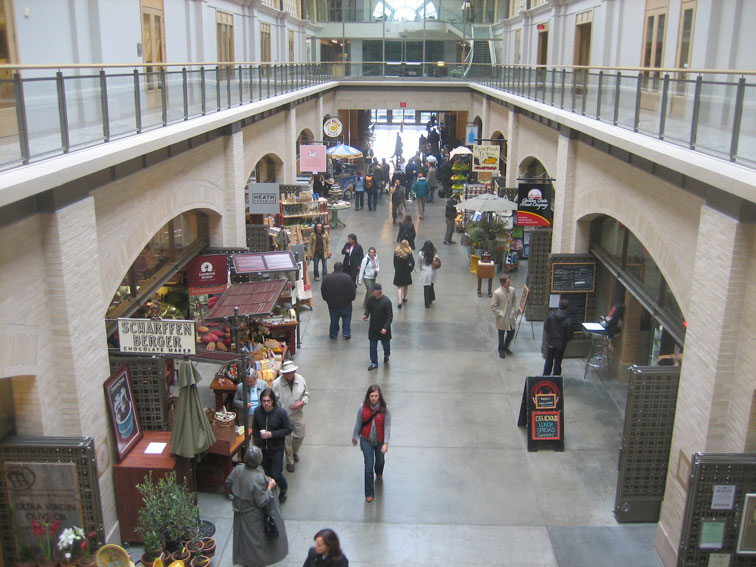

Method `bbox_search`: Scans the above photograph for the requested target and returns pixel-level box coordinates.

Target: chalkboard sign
[551,262,596,293]
[517,376,565,451]
[532,411,561,439]
[563,293,587,331]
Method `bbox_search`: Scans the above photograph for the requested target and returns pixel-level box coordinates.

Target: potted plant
[201,536,216,558]
[171,545,191,566]
[136,473,167,560]
[77,530,99,567]
[140,530,164,567]
[186,538,204,557]
[190,554,210,567]
[33,517,61,567]
[17,543,37,567]
[137,471,199,553]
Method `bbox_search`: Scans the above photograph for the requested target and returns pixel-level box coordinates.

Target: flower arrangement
[32,517,61,563]
[57,526,98,563]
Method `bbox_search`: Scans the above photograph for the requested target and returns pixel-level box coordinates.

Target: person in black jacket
[542,299,574,376]
[341,233,364,283]
[302,528,349,567]
[443,194,460,244]
[252,388,293,502]
[320,262,357,340]
[363,284,393,371]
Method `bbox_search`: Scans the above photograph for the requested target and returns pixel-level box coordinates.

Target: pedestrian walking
[392,240,414,309]
[390,179,406,225]
[411,173,429,219]
[418,241,439,308]
[271,361,309,473]
[426,161,438,203]
[320,262,357,340]
[490,275,517,359]
[357,247,380,308]
[397,214,416,250]
[225,446,288,567]
[302,529,349,567]
[362,284,393,370]
[354,170,365,210]
[351,385,391,501]
[543,298,574,376]
[252,389,293,503]
[307,222,331,281]
[443,194,460,244]
[341,234,364,283]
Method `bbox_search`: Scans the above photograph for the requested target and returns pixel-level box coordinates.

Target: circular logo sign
[200,261,214,273]
[323,118,342,138]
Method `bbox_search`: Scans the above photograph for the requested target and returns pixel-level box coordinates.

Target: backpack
[365,176,373,189]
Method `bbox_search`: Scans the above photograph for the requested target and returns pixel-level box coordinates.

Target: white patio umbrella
[327,143,363,159]
[456,193,517,212]
[449,146,473,157]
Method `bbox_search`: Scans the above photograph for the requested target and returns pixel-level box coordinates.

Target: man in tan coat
[307,222,331,281]
[272,360,309,472]
[490,275,517,358]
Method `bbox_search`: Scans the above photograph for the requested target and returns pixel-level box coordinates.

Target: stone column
[505,108,518,188]
[284,105,298,183]
[656,206,754,565]
[551,129,580,254]
[216,126,246,248]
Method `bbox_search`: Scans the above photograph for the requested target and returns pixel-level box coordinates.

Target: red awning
[232,251,297,274]
[207,279,288,319]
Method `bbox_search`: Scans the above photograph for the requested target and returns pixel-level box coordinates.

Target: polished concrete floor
[183,195,663,566]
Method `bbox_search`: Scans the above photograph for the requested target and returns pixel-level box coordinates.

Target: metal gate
[614,365,680,522]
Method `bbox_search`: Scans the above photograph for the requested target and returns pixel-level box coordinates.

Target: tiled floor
[152,189,663,566]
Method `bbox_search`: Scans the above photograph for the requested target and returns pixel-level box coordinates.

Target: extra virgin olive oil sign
[517,376,565,451]
[118,318,196,355]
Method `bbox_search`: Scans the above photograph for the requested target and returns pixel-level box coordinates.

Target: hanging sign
[323,117,342,138]
[517,375,565,451]
[472,145,499,172]
[186,254,228,293]
[517,182,553,226]
[465,123,477,145]
[300,144,327,172]
[118,318,196,355]
[248,182,280,214]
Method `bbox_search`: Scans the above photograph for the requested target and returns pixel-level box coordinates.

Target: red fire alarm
[537,23,545,30]
[400,102,406,107]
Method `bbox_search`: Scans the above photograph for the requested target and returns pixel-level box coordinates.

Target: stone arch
[518,155,550,179]
[251,153,284,183]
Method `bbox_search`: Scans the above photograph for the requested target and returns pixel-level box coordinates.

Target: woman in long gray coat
[225,446,288,566]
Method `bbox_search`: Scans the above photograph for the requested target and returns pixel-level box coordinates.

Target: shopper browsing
[351,385,391,502]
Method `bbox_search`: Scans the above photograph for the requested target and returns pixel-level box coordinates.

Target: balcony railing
[0,62,752,173]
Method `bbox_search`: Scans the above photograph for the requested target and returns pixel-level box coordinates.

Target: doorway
[141,0,166,110]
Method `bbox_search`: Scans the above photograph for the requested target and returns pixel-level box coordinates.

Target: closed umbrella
[327,143,363,159]
[455,193,517,212]
[171,361,216,458]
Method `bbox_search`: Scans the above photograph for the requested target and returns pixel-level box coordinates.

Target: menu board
[551,262,596,293]
[517,376,565,452]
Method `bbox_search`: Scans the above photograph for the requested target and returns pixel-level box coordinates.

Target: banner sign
[248,183,280,214]
[517,375,565,451]
[4,461,84,548]
[118,318,196,355]
[300,144,327,172]
[517,182,553,227]
[472,145,499,172]
[186,254,228,290]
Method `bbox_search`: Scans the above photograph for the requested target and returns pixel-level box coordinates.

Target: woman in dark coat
[302,528,349,566]
[396,214,416,250]
[226,446,288,567]
[392,239,414,308]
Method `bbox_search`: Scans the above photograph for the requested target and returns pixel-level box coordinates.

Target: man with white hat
[271,360,309,472]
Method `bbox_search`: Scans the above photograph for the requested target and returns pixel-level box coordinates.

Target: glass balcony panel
[23,77,64,156]
[660,75,695,147]
[693,77,735,159]
[62,74,106,151]
[597,71,618,123]
[106,72,138,139]
[204,70,219,112]
[185,69,203,117]
[737,83,756,166]
[615,73,640,130]
[0,75,24,166]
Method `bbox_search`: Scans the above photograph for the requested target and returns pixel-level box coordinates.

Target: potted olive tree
[136,473,166,567]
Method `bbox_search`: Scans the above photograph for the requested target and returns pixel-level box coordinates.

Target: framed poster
[104,364,142,461]
[737,493,756,554]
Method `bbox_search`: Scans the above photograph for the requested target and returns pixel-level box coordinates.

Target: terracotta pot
[190,556,210,567]
[201,537,216,558]
[171,549,191,566]
[141,552,165,567]
[186,539,204,558]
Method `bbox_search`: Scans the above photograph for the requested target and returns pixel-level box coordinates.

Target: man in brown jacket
[490,275,517,358]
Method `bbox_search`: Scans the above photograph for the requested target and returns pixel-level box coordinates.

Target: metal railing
[0,61,752,173]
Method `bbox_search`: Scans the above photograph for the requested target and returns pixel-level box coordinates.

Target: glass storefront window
[598,216,623,264]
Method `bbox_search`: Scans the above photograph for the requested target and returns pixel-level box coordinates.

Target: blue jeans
[367,189,378,210]
[428,186,436,202]
[312,254,327,278]
[369,338,391,364]
[355,191,364,209]
[329,305,352,338]
[360,436,385,498]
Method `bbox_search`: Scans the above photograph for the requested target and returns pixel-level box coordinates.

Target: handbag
[262,506,279,539]
[432,256,441,270]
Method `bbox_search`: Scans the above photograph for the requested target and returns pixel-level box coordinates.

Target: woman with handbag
[352,385,391,502]
[392,240,415,309]
[302,528,349,566]
[225,446,289,567]
[357,247,380,309]
[418,240,439,308]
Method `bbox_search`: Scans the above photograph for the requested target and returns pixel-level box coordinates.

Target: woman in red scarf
[351,384,391,502]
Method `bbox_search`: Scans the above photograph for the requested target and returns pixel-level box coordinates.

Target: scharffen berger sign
[118,318,196,355]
